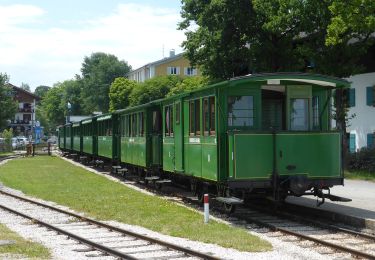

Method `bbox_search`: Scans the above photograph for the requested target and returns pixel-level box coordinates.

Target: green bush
[0,128,13,152]
[347,147,375,173]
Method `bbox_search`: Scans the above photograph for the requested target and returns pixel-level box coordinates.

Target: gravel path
[0,157,332,259]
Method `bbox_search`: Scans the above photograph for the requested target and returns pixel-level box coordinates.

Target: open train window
[189,99,201,136]
[152,110,161,134]
[203,98,209,135]
[139,112,144,137]
[175,102,180,124]
[228,96,254,128]
[209,96,216,135]
[164,105,173,136]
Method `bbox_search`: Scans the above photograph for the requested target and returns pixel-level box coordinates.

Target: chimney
[169,49,175,57]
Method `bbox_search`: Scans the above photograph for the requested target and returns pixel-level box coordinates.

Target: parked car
[17,136,28,146]
[11,138,20,150]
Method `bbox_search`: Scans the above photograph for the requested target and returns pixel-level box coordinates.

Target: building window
[345,88,355,107]
[367,133,374,148]
[167,67,180,75]
[366,86,375,107]
[348,133,356,153]
[184,67,197,76]
[228,96,254,128]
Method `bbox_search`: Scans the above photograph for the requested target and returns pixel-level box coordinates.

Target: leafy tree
[80,52,131,113]
[179,0,374,79]
[20,82,31,92]
[38,85,66,128]
[34,85,51,99]
[37,79,83,131]
[167,76,208,97]
[129,76,182,106]
[326,0,375,46]
[0,74,17,130]
[1,128,13,151]
[109,77,137,112]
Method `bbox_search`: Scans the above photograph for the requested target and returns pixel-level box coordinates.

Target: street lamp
[67,102,72,123]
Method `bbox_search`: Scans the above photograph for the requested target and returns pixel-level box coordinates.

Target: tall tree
[129,76,182,106]
[80,52,131,113]
[179,0,374,79]
[0,74,17,130]
[34,85,51,99]
[109,77,137,112]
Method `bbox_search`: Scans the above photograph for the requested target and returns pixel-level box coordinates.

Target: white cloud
[0,4,44,32]
[0,3,185,90]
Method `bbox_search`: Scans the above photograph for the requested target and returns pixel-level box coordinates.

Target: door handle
[279,150,283,158]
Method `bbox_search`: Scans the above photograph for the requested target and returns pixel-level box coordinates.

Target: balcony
[18,108,33,113]
[9,120,32,126]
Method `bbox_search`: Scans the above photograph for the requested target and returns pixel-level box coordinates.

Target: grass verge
[0,156,272,252]
[345,170,375,182]
[0,223,50,258]
[0,152,13,157]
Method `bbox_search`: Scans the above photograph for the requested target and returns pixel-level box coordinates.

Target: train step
[145,176,160,181]
[215,196,244,205]
[155,179,172,184]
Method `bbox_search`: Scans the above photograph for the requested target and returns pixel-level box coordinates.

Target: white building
[346,72,375,152]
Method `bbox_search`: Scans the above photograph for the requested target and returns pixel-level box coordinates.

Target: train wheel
[222,188,236,214]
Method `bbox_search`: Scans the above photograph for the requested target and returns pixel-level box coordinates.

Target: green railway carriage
[65,123,73,151]
[81,118,96,156]
[72,122,81,153]
[160,73,349,201]
[58,125,66,150]
[58,73,351,209]
[96,114,119,161]
[116,100,163,169]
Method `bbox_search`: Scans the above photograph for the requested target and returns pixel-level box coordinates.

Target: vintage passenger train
[58,73,351,212]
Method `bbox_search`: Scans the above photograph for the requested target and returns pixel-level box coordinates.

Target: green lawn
[0,156,272,252]
[0,223,50,258]
[0,152,13,157]
[345,170,375,182]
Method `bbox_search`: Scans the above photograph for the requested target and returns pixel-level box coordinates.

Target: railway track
[126,178,375,259]
[0,190,219,260]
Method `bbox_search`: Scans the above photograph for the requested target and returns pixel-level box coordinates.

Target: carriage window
[189,99,201,136]
[127,115,131,137]
[189,101,195,135]
[152,110,161,133]
[209,96,216,135]
[203,98,209,135]
[175,102,180,124]
[131,114,137,137]
[228,96,254,127]
[312,96,320,129]
[139,112,144,136]
[290,99,309,131]
[164,105,174,136]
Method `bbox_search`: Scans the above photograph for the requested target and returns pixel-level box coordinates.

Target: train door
[174,101,183,172]
[163,104,175,172]
[151,109,162,166]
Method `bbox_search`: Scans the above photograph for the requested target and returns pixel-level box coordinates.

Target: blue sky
[0,1,185,90]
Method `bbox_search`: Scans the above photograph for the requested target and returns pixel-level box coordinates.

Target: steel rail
[247,202,375,241]
[0,190,220,260]
[238,212,375,260]
[0,203,138,260]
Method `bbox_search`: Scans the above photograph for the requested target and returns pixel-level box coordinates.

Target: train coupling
[315,189,352,207]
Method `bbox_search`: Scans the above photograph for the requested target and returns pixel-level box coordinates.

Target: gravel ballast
[0,157,332,259]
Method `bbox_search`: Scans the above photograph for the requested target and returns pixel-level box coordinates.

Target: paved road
[286,179,375,220]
